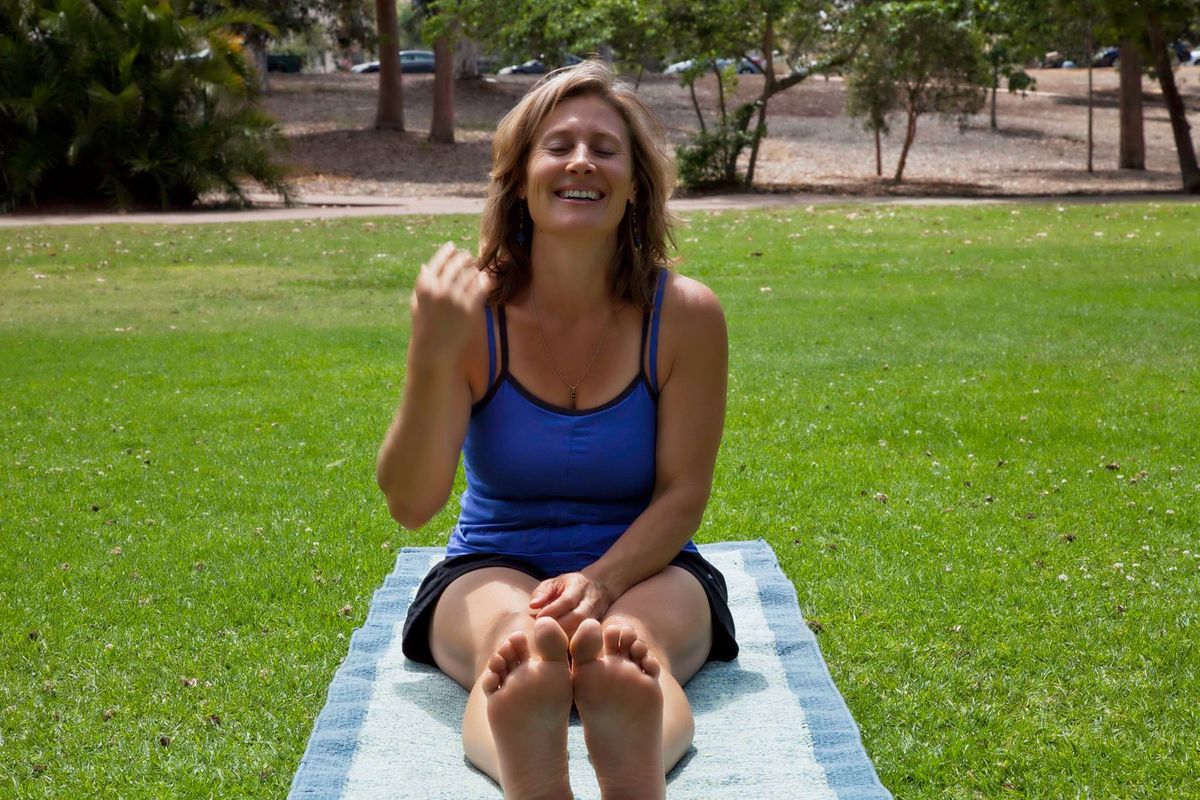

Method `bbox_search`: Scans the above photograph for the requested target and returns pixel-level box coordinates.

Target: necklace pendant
[569,388,576,408]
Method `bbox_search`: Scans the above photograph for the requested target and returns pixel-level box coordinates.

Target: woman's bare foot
[482,616,574,800]
[570,619,666,800]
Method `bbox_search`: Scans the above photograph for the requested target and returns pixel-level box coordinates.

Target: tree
[844,1,988,183]
[1072,0,1199,188]
[374,0,404,130]
[1144,1,1200,193]
[666,0,863,189]
[846,39,897,177]
[0,0,291,210]
[430,33,455,142]
[437,0,618,67]
[1118,37,1145,170]
[974,0,1039,131]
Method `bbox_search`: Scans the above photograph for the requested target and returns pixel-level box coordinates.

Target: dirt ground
[263,66,1200,199]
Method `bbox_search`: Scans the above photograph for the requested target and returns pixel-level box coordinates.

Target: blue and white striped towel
[290,540,892,799]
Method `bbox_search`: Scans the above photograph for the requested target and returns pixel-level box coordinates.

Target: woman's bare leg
[571,620,666,800]
[429,568,573,798]
[572,565,714,796]
[482,617,574,799]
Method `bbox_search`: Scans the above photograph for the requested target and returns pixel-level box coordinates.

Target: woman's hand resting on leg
[528,572,615,638]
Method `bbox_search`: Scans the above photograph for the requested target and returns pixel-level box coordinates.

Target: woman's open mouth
[554,188,604,201]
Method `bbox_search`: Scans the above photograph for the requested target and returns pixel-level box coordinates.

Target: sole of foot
[570,619,666,800]
[483,616,574,800]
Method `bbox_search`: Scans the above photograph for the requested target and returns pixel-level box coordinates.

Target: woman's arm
[530,274,728,632]
[376,243,490,529]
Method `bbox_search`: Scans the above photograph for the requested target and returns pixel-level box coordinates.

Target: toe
[496,638,519,665]
[570,618,604,664]
[508,631,532,664]
[481,667,502,694]
[629,638,649,662]
[532,617,570,662]
[640,652,662,679]
[488,651,510,677]
[602,624,623,657]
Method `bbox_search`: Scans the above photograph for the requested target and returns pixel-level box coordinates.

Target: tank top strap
[483,305,497,382]
[472,305,506,416]
[497,305,510,373]
[647,269,668,392]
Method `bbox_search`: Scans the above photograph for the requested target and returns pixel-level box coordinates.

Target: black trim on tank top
[470,306,505,416]
[472,299,661,417]
[505,372,645,417]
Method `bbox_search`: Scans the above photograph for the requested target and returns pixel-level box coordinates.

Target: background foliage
[0,0,292,211]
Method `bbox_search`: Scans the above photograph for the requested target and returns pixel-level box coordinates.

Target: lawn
[1,202,1198,798]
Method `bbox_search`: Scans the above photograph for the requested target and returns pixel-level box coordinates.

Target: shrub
[0,0,292,210]
[675,124,755,191]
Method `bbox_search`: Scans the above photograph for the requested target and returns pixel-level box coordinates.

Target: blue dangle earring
[515,201,528,246]
[630,204,642,249]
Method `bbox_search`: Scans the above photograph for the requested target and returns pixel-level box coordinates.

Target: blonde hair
[478,59,678,310]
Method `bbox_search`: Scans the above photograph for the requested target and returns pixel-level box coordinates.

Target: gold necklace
[530,287,615,409]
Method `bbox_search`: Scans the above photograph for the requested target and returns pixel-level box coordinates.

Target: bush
[0,0,292,210]
[675,124,755,191]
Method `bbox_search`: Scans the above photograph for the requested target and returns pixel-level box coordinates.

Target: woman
[376,59,737,800]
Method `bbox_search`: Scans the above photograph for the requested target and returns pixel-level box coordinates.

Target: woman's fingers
[528,577,560,610]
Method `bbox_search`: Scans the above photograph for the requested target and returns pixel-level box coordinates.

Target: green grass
[2,202,1198,798]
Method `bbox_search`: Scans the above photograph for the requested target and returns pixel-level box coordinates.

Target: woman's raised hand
[409,242,491,364]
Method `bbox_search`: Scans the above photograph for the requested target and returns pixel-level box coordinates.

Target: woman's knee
[428,568,539,685]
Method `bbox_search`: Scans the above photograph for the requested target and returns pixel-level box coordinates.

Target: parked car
[267,54,302,73]
[351,50,436,74]
[1092,46,1119,68]
[1191,48,1200,65]
[663,57,761,75]
[496,54,582,76]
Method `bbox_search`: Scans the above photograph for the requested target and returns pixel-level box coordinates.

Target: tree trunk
[745,98,769,187]
[1118,39,1145,169]
[990,63,998,130]
[455,37,479,80]
[634,64,644,91]
[689,81,706,135]
[430,36,455,144]
[246,38,270,95]
[373,0,404,131]
[1146,9,1200,192]
[744,13,776,188]
[714,63,728,128]
[894,105,917,183]
[1086,22,1094,173]
[875,127,882,176]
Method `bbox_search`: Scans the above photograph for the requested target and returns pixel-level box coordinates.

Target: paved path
[1,190,1193,228]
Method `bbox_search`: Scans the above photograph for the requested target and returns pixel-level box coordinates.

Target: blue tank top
[447,270,699,575]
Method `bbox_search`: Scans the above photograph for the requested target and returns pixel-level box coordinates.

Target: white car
[351,50,436,74]
[664,57,760,75]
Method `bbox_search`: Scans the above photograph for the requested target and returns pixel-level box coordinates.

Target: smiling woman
[375,59,736,800]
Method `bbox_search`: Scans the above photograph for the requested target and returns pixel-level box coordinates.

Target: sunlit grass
[1,201,1198,797]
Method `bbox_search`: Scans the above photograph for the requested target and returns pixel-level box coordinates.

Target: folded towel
[290,540,891,799]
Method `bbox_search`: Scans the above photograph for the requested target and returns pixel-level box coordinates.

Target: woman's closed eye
[544,141,618,158]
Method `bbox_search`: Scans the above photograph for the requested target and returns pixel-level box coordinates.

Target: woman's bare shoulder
[661,271,725,330]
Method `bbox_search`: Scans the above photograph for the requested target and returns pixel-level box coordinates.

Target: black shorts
[400,549,740,667]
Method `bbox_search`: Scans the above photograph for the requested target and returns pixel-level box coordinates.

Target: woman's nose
[566,144,594,173]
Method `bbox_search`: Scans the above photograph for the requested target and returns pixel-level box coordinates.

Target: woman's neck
[528,230,618,316]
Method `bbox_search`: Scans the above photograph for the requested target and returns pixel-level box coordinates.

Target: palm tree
[0,0,291,210]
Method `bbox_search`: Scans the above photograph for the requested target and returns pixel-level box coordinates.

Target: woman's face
[521,94,636,241]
